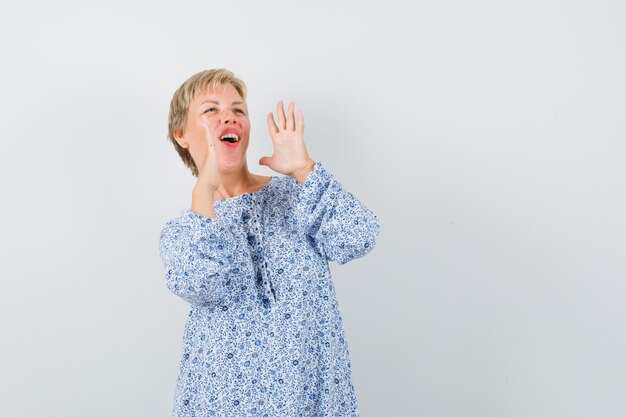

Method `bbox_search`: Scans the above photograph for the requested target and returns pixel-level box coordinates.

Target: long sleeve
[295,161,380,265]
[159,209,237,306]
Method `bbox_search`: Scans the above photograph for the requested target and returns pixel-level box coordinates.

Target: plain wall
[1,0,625,416]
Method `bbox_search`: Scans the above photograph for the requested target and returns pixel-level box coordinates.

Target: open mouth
[219,133,240,143]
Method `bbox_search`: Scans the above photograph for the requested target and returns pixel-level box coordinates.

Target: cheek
[195,118,222,142]
[199,118,215,130]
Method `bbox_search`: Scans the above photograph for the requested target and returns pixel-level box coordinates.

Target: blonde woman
[159,68,380,416]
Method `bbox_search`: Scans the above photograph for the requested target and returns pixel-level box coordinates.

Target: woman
[159,68,380,416]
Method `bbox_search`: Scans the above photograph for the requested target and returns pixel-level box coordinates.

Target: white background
[1,0,625,416]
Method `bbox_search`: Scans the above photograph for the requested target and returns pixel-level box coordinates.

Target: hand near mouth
[191,128,221,218]
[260,100,316,185]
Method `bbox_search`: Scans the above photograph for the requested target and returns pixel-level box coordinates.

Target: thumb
[259,156,272,167]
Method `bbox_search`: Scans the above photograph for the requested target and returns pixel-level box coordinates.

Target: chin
[219,157,246,173]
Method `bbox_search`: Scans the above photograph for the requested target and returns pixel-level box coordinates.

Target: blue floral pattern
[159,162,380,416]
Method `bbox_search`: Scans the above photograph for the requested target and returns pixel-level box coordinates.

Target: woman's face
[177,83,250,174]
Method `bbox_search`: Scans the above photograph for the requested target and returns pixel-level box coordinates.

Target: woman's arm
[160,123,233,305]
[258,100,379,262]
[159,210,237,306]
[295,162,380,264]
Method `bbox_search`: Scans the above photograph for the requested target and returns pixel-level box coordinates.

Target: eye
[203,107,216,113]
[234,108,246,114]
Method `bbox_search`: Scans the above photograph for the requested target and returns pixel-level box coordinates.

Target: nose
[221,109,237,124]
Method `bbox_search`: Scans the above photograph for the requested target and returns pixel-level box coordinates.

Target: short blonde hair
[167,68,248,177]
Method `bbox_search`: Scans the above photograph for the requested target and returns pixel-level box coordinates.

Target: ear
[173,129,189,149]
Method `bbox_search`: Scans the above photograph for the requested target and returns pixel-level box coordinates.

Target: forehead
[192,83,244,106]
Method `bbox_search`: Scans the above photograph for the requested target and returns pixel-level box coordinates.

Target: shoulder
[265,174,301,199]
[250,174,273,192]
[160,210,211,234]
[159,211,190,235]
[254,175,299,212]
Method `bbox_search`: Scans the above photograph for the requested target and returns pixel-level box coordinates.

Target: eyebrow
[200,100,244,105]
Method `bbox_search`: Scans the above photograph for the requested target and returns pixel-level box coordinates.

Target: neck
[216,163,257,199]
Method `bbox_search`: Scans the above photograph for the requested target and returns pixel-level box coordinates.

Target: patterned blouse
[159,162,380,416]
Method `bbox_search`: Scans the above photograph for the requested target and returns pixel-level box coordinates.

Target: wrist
[191,186,216,218]
[193,177,218,194]
[291,160,316,185]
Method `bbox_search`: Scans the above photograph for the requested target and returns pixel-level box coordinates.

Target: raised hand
[260,101,315,184]
[197,127,221,192]
[191,127,221,218]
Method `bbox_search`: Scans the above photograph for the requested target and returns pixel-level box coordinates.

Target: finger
[259,155,273,167]
[286,101,295,131]
[200,139,216,178]
[296,109,304,133]
[203,123,216,143]
[203,129,214,153]
[267,112,279,135]
[277,100,286,130]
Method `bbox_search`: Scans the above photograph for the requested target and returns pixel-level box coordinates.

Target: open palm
[260,101,314,176]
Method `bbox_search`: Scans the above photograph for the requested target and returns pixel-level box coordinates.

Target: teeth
[219,133,239,142]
